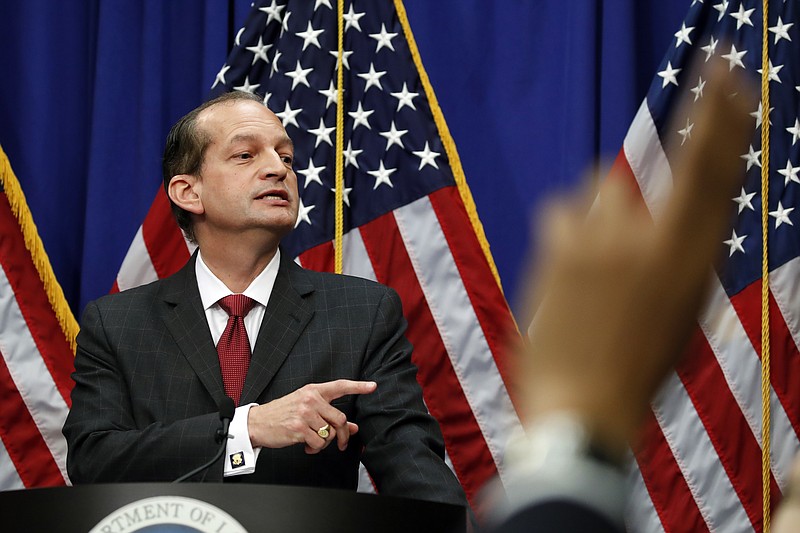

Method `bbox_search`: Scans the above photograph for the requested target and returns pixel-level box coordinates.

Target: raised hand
[520,60,754,458]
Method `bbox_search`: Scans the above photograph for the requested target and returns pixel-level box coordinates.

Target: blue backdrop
[0,0,688,316]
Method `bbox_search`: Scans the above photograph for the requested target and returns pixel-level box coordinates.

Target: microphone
[215,396,236,444]
[173,396,236,483]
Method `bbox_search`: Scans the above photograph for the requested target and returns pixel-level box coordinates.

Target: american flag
[113,0,521,512]
[0,145,75,489]
[616,1,800,531]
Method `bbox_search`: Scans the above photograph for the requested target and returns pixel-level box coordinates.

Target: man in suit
[62,91,467,510]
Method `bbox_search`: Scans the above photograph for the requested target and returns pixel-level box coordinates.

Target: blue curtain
[0,0,688,315]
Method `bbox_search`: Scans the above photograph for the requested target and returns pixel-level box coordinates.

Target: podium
[0,483,466,532]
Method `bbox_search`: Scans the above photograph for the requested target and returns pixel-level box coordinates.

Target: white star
[733,187,756,214]
[297,160,326,188]
[271,50,283,75]
[295,198,315,227]
[787,118,800,145]
[750,101,774,129]
[348,102,374,130]
[343,4,366,32]
[314,0,332,10]
[657,61,681,88]
[379,121,408,150]
[367,161,397,189]
[770,201,795,228]
[701,36,719,61]
[690,76,706,101]
[296,21,324,51]
[234,27,246,47]
[674,23,695,48]
[678,118,694,146]
[212,64,230,89]
[318,80,338,109]
[412,142,441,170]
[308,118,335,148]
[234,76,260,94]
[285,60,313,90]
[275,101,302,129]
[259,0,285,25]
[262,92,272,107]
[757,60,784,83]
[721,44,747,71]
[358,63,387,92]
[343,141,363,168]
[723,229,747,256]
[740,145,762,171]
[369,23,398,53]
[730,3,755,29]
[691,0,704,5]
[280,11,292,37]
[329,50,354,70]
[769,16,793,44]
[246,36,272,66]
[390,83,419,111]
[330,186,353,207]
[779,159,800,185]
[713,1,729,22]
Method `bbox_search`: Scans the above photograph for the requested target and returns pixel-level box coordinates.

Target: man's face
[192,100,298,242]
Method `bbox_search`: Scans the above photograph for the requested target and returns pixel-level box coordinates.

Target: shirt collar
[195,248,280,310]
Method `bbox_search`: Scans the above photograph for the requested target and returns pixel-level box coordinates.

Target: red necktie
[217,294,257,406]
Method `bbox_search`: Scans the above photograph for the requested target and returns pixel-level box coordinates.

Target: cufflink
[229,451,246,469]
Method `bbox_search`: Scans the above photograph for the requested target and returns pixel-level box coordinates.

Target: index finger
[315,379,377,402]
[660,58,754,260]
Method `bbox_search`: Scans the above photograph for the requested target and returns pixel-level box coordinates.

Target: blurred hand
[519,60,753,458]
[774,455,800,533]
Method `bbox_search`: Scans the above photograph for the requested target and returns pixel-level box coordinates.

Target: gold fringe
[0,144,78,354]
[393,0,506,296]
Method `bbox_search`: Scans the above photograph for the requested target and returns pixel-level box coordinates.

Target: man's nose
[260,151,288,180]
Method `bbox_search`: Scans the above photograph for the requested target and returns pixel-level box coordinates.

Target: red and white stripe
[620,100,800,532]
[115,184,521,509]
[0,192,74,490]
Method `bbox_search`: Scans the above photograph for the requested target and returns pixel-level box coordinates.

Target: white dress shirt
[195,249,280,477]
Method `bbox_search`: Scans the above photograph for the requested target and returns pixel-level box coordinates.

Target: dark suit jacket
[63,250,467,508]
[490,500,623,533]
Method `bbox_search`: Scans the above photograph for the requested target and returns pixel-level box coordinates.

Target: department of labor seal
[89,496,248,533]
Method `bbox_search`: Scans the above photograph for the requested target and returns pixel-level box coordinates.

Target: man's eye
[282,156,293,165]
[236,153,252,160]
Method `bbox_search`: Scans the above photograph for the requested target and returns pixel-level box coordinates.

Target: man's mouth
[256,190,289,201]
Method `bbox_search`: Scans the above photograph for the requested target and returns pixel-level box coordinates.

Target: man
[62,91,467,510]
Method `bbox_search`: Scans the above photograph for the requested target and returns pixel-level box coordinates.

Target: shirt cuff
[484,413,626,530]
[223,403,262,477]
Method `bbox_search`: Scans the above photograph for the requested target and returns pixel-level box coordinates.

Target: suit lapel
[159,254,226,400]
[240,251,314,404]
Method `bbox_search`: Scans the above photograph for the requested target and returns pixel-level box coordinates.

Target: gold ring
[317,424,330,439]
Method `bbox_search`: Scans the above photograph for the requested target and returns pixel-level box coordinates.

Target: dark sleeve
[355,287,469,510]
[490,500,623,533]
[62,300,222,483]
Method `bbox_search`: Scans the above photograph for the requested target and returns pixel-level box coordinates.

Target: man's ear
[168,174,204,215]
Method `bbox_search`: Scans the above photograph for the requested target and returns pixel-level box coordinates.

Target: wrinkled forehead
[197,100,291,145]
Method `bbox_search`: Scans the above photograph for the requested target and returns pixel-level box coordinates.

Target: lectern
[0,483,466,532]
